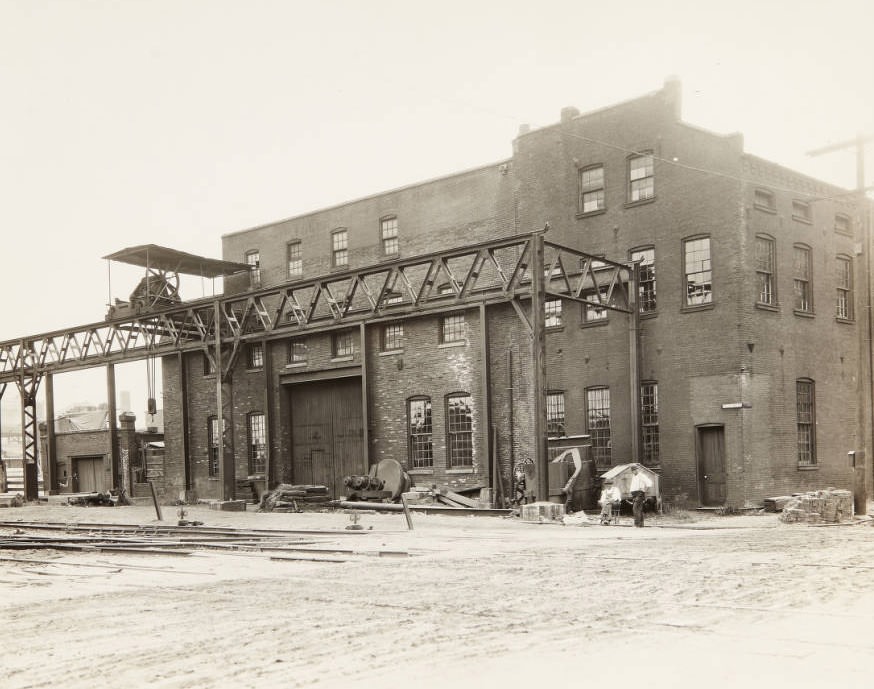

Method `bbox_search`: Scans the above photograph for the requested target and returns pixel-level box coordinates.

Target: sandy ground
[1,502,873,689]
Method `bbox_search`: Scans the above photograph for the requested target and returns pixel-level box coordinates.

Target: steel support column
[359,322,370,473]
[107,363,119,489]
[45,374,57,494]
[531,232,548,502]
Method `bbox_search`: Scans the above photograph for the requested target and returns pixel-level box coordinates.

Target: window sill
[208,477,219,481]
[575,208,607,220]
[285,362,307,368]
[797,465,818,471]
[681,303,714,313]
[579,320,608,329]
[835,317,855,325]
[835,230,854,238]
[379,349,404,356]
[246,367,264,373]
[438,341,466,349]
[791,216,812,225]
[446,467,474,474]
[793,309,815,319]
[545,325,565,333]
[624,197,656,209]
[753,204,777,214]
[755,303,779,313]
[379,253,400,262]
[331,355,354,363]
[408,469,434,475]
[640,311,658,320]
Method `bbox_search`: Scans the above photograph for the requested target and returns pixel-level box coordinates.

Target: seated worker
[598,480,622,524]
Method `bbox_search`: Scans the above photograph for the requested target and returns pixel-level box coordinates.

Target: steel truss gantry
[0,230,637,502]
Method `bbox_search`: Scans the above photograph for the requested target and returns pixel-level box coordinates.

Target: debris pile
[778,488,854,524]
[259,484,330,512]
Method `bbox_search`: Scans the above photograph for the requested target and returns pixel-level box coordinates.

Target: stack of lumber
[779,488,854,524]
[259,484,331,512]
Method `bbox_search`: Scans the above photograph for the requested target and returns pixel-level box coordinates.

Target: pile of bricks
[778,488,853,524]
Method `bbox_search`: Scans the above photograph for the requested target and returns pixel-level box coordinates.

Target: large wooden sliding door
[290,377,364,499]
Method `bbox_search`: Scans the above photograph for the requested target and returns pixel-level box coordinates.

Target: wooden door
[697,425,726,506]
[290,378,364,499]
[75,456,104,493]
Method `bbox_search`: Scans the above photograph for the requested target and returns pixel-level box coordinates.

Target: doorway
[696,425,726,506]
[289,377,364,499]
[74,456,105,493]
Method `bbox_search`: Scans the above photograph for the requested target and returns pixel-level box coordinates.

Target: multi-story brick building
[162,78,873,509]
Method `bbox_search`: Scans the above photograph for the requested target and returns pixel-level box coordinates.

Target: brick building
[161,78,873,509]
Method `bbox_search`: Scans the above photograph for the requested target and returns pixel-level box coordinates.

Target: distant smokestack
[663,75,682,120]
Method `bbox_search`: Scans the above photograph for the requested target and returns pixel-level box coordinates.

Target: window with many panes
[246,250,261,288]
[586,387,611,467]
[792,200,811,223]
[796,379,816,466]
[546,391,566,438]
[440,313,465,343]
[755,235,776,306]
[631,247,656,313]
[381,216,399,256]
[836,256,853,320]
[545,299,562,328]
[408,397,433,469]
[628,153,654,202]
[207,416,221,477]
[332,229,348,267]
[793,245,812,313]
[287,338,307,365]
[684,236,712,306]
[247,412,267,474]
[203,353,216,376]
[578,165,605,213]
[332,330,354,358]
[582,287,609,323]
[287,241,302,278]
[383,290,403,305]
[447,393,473,467]
[382,323,404,351]
[247,342,264,370]
[640,382,659,466]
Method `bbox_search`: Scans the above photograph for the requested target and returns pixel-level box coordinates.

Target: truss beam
[0,234,634,384]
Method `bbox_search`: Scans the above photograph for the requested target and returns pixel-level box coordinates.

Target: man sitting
[598,480,622,525]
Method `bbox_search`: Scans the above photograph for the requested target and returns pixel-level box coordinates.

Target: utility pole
[808,134,873,516]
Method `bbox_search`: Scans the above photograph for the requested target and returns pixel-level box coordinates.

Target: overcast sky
[1,0,872,417]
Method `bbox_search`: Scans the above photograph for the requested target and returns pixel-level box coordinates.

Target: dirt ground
[2,502,873,689]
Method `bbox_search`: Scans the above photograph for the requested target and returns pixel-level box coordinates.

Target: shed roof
[103,244,252,278]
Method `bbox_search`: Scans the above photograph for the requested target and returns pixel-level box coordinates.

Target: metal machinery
[0,231,638,502]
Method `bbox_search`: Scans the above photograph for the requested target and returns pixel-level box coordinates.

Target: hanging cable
[146,353,157,418]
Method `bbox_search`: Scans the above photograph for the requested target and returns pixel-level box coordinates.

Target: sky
[1,0,872,421]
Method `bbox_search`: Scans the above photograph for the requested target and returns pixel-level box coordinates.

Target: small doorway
[74,456,105,493]
[696,425,726,506]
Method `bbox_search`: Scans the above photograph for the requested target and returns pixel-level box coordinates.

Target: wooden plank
[439,488,480,508]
